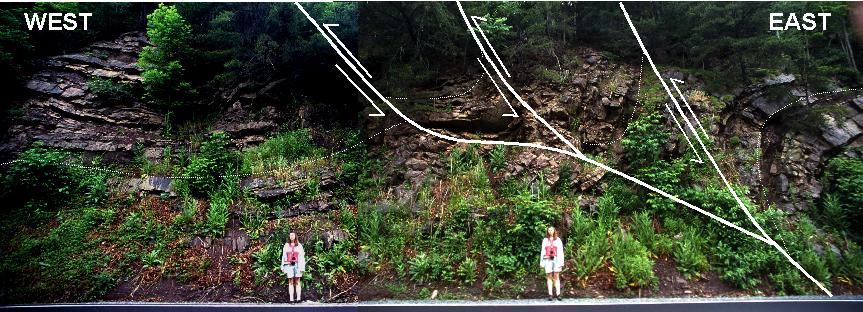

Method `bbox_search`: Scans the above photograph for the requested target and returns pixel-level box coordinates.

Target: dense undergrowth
[2,115,863,302]
[2,2,863,303]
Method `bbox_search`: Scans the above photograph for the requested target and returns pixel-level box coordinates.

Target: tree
[139,4,195,111]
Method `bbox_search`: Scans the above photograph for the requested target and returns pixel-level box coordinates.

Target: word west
[24,13,92,31]
[769,12,831,31]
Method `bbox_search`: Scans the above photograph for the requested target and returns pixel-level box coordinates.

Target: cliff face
[2,32,160,161]
[4,33,863,213]
[1,33,323,164]
[367,51,863,213]
[726,76,863,211]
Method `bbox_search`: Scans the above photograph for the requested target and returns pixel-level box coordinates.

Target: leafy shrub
[485,254,518,278]
[172,196,198,230]
[508,193,560,263]
[456,258,478,285]
[569,207,593,247]
[447,145,480,174]
[820,193,846,232]
[138,4,195,110]
[409,252,446,284]
[182,132,234,195]
[830,240,863,285]
[309,236,357,283]
[631,210,657,255]
[488,145,506,172]
[673,226,709,280]
[1,143,109,219]
[572,228,608,287]
[251,242,281,285]
[711,239,773,290]
[242,129,317,174]
[610,231,657,290]
[87,78,135,105]
[596,194,620,232]
[205,192,230,236]
[621,112,669,167]
[603,179,639,214]
[820,156,863,239]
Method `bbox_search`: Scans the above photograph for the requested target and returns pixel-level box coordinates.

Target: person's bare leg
[546,273,554,298]
[295,278,302,302]
[553,272,561,297]
[288,279,295,302]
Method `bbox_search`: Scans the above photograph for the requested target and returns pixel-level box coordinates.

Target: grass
[241,129,323,176]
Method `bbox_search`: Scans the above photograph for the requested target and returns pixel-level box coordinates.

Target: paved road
[4,297,863,312]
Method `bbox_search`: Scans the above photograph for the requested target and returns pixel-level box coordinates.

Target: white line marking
[457,3,583,157]
[665,103,704,163]
[300,1,777,244]
[295,1,789,288]
[756,87,863,192]
[477,58,518,117]
[335,64,385,116]
[323,23,372,79]
[620,2,832,297]
[471,15,511,78]
[670,78,709,137]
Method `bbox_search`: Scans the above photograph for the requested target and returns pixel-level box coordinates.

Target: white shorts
[543,258,562,274]
[281,264,302,278]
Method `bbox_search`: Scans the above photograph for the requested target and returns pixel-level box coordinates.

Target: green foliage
[456,258,478,285]
[631,211,658,255]
[334,129,378,202]
[87,78,135,105]
[475,14,512,43]
[610,230,657,290]
[488,145,507,173]
[205,190,231,236]
[181,132,234,195]
[621,112,670,167]
[673,226,709,280]
[447,145,481,174]
[241,129,318,174]
[408,252,447,284]
[712,239,772,290]
[596,193,620,232]
[251,242,281,286]
[819,156,863,240]
[1,143,109,219]
[571,228,608,287]
[507,193,561,264]
[139,3,195,110]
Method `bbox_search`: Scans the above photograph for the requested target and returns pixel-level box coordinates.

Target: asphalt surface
[4,296,863,312]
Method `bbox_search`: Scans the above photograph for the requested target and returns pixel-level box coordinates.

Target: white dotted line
[767,210,793,259]
[0,159,23,167]
[759,87,863,132]
[585,56,645,146]
[386,73,485,101]
[755,87,863,191]
[0,122,403,180]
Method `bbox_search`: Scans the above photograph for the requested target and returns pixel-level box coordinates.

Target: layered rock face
[4,32,861,214]
[729,76,863,212]
[2,32,161,161]
[368,50,690,196]
[1,32,293,163]
[369,52,862,213]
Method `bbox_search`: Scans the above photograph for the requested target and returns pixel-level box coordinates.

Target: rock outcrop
[727,75,863,211]
[2,32,161,161]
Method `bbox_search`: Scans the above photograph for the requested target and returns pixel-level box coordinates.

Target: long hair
[546,226,558,241]
[289,232,300,246]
